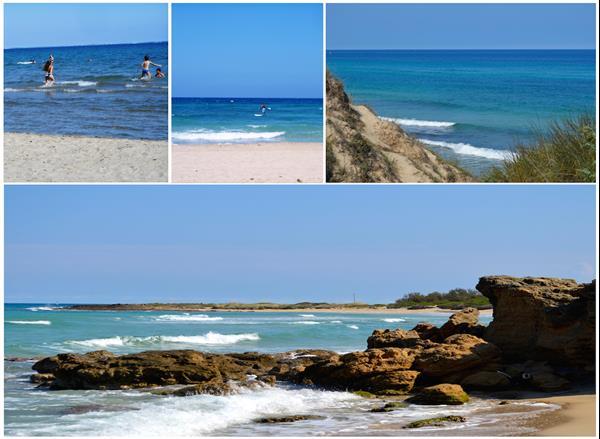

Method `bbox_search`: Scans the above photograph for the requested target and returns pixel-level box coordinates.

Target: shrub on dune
[485,115,596,182]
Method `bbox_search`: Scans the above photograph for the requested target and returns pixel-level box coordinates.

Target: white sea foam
[291,321,320,325]
[419,138,512,160]
[382,318,406,323]
[4,88,26,92]
[57,80,97,87]
[29,386,360,436]
[381,117,455,128]
[154,314,224,322]
[7,320,51,325]
[247,124,267,128]
[298,314,315,318]
[347,325,359,330]
[65,332,259,348]
[172,130,285,143]
[26,306,57,312]
[330,320,343,324]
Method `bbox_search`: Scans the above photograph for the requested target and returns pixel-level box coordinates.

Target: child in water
[43,55,54,86]
[155,68,165,78]
[141,55,161,80]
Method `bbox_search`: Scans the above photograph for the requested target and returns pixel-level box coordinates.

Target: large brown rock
[412,334,501,378]
[298,348,420,394]
[367,329,427,349]
[477,276,595,371]
[439,308,485,339]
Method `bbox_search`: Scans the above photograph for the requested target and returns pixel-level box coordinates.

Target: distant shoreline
[65,303,493,315]
[5,41,167,51]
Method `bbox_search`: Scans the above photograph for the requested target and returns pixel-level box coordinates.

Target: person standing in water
[155,68,165,78]
[141,55,161,80]
[43,55,55,86]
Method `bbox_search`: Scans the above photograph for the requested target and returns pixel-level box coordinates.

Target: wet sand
[172,142,323,183]
[4,132,168,182]
[528,393,596,436]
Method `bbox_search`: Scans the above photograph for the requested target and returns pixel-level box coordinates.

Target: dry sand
[528,393,596,436]
[172,142,323,183]
[4,132,168,182]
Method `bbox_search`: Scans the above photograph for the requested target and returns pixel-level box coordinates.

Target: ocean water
[327,50,596,176]
[172,98,323,143]
[4,42,168,140]
[5,304,558,436]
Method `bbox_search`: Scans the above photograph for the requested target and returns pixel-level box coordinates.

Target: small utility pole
[353,293,356,304]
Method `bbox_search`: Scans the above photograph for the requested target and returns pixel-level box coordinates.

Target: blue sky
[173,4,322,98]
[4,4,167,49]
[327,4,597,50]
[4,185,595,304]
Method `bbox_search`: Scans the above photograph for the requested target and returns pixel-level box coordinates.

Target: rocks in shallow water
[30,373,55,385]
[403,415,466,429]
[477,276,595,372]
[253,415,324,423]
[31,349,336,391]
[406,384,469,405]
[370,401,408,412]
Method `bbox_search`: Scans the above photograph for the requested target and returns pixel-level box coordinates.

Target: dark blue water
[4,42,168,140]
[172,98,323,143]
[327,50,596,175]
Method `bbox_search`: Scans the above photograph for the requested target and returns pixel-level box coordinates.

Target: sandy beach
[4,132,168,182]
[172,142,323,183]
[528,393,596,436]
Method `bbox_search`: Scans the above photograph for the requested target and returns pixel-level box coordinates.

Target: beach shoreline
[4,132,168,182]
[172,142,323,183]
[526,392,597,436]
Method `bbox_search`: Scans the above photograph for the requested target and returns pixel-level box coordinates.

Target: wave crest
[419,138,512,160]
[172,130,285,143]
[154,314,224,322]
[381,117,455,128]
[65,332,260,348]
[7,320,51,325]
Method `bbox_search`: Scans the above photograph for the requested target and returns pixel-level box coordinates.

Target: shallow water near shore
[172,98,323,144]
[5,304,559,436]
[4,42,168,140]
[327,50,596,176]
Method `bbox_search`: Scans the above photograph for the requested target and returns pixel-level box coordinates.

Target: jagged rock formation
[326,71,472,183]
[477,276,595,371]
[29,276,595,398]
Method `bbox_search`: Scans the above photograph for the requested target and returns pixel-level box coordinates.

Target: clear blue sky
[4,185,595,304]
[173,4,323,98]
[327,4,597,50]
[4,4,167,49]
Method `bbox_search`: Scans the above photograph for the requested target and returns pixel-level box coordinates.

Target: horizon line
[172,96,323,100]
[5,41,168,51]
[327,47,595,51]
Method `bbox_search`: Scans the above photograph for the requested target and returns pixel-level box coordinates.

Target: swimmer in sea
[141,55,161,80]
[43,55,55,86]
[260,103,268,114]
[155,68,165,78]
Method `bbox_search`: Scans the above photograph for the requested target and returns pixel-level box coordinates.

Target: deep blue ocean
[4,42,168,140]
[327,50,596,175]
[172,98,323,143]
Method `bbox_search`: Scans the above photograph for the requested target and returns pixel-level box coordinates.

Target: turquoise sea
[327,50,596,176]
[4,42,168,140]
[4,304,562,436]
[172,98,323,143]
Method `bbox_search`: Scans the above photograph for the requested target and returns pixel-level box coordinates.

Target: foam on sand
[65,332,260,349]
[171,130,285,143]
[419,138,512,160]
[7,320,52,325]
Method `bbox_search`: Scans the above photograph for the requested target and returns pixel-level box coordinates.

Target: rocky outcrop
[31,349,336,391]
[326,71,472,183]
[477,276,595,371]
[406,384,469,405]
[439,308,485,339]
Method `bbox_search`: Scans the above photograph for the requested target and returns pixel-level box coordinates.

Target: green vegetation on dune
[485,115,596,183]
[388,288,491,310]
